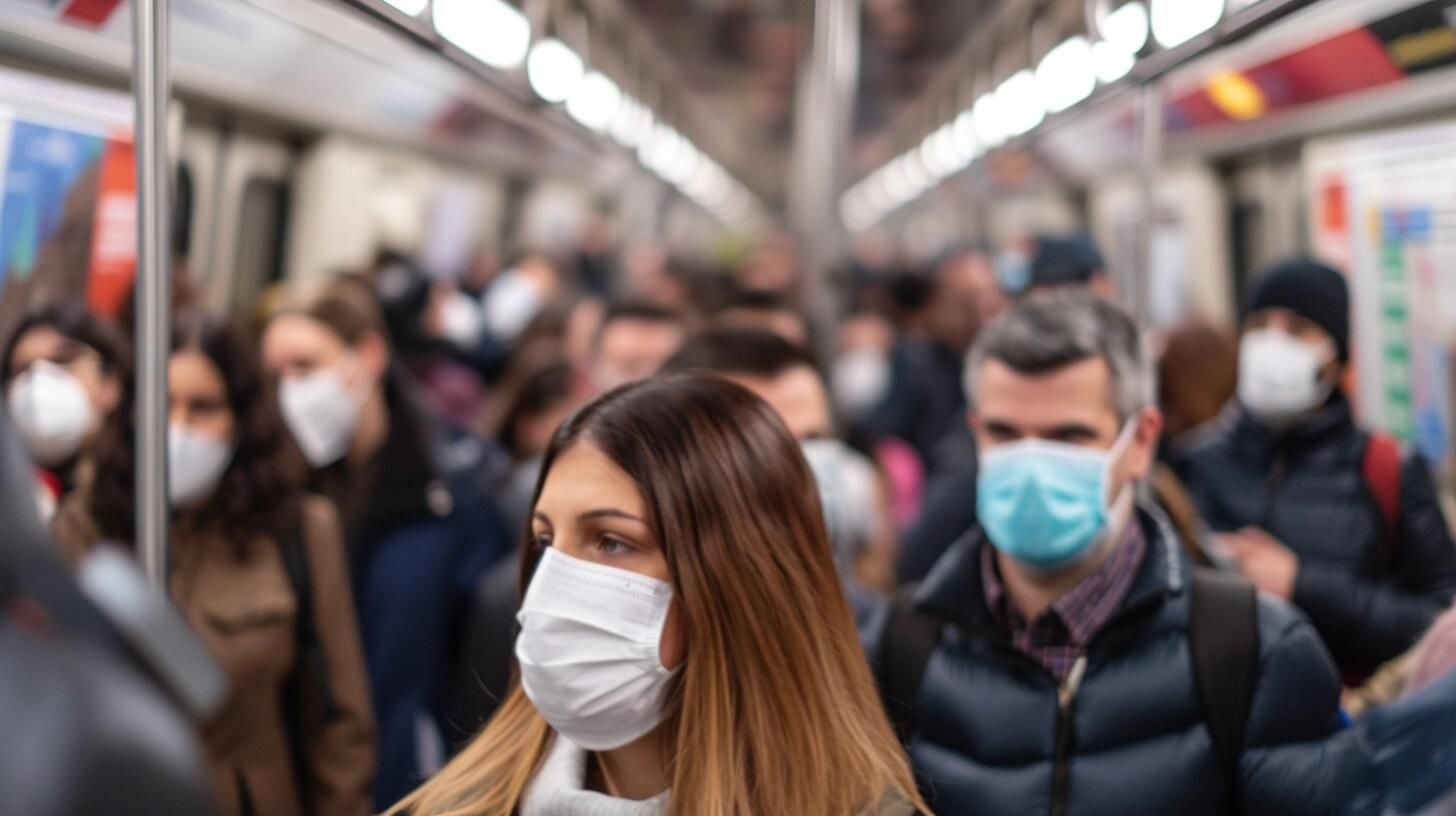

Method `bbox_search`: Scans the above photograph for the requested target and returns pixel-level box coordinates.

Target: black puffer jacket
[867,509,1369,815]
[1178,396,1456,673]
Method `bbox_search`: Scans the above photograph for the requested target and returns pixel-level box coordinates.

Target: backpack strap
[278,508,336,816]
[875,586,943,746]
[1362,433,1403,565]
[1188,569,1260,795]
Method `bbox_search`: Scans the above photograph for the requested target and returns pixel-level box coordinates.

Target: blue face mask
[977,423,1135,569]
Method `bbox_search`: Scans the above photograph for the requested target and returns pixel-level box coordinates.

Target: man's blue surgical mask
[977,421,1136,569]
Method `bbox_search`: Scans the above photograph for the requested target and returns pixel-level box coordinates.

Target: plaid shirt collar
[981,519,1147,676]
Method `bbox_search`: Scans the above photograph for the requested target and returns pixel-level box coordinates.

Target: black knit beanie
[1245,257,1350,361]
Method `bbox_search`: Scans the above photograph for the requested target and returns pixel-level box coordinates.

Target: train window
[174,161,194,262]
[228,178,289,320]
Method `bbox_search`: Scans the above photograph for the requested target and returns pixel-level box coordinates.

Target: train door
[205,133,293,321]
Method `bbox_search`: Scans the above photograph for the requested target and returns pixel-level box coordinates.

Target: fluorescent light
[1102,2,1149,54]
[996,69,1045,137]
[609,97,646,147]
[972,93,1005,150]
[1092,40,1137,83]
[953,109,979,167]
[382,0,428,14]
[1151,0,1224,49]
[526,38,584,103]
[566,71,622,132]
[1036,36,1096,115]
[434,0,531,70]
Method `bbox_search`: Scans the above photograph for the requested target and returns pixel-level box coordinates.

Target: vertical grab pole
[133,0,171,586]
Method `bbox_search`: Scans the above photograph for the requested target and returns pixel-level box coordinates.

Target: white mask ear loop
[1102,415,1142,514]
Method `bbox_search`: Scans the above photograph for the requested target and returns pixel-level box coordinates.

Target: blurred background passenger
[862,244,1000,476]
[262,278,510,808]
[1157,317,1240,455]
[51,312,375,816]
[394,375,924,816]
[711,288,812,348]
[590,302,688,395]
[481,254,564,348]
[2,300,127,510]
[1004,233,1112,300]
[831,310,895,426]
[1178,257,1456,682]
[665,328,897,598]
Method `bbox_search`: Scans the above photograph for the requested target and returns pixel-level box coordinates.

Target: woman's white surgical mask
[484,268,543,343]
[278,364,365,467]
[1238,329,1336,427]
[8,361,94,467]
[168,424,233,507]
[516,547,676,751]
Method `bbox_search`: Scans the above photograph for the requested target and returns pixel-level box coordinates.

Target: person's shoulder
[1251,593,1339,691]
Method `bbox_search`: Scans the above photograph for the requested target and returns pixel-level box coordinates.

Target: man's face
[729,365,833,440]
[1242,307,1339,381]
[593,318,686,393]
[929,253,1000,354]
[971,357,1160,500]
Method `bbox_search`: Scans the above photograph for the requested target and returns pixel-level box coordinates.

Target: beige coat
[53,494,375,816]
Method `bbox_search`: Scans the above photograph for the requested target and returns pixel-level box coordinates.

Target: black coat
[867,509,1369,815]
[1178,397,1456,672]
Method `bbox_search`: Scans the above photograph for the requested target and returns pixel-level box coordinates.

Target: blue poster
[0,120,105,287]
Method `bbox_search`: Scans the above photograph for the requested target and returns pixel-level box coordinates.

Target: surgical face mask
[977,422,1136,570]
[168,424,233,507]
[1238,329,1336,427]
[8,361,95,467]
[439,290,485,349]
[279,363,365,467]
[516,547,676,751]
[831,350,890,419]
[801,438,882,568]
[484,269,543,343]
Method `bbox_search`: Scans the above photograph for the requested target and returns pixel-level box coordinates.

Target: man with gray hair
[868,290,1365,814]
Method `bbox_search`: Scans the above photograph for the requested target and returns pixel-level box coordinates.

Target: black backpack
[876,568,1258,792]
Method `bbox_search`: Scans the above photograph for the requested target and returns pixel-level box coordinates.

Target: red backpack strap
[1362,433,1402,563]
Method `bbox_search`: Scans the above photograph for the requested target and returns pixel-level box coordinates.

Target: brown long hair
[392,373,924,816]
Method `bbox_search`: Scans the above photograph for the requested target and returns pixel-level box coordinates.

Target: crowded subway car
[1,0,1456,813]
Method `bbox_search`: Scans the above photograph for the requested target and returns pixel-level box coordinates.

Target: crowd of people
[4,228,1456,815]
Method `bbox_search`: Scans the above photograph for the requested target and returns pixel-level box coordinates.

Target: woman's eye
[598,535,632,555]
[530,533,552,551]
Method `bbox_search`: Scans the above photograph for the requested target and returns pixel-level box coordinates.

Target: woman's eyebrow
[577,508,647,524]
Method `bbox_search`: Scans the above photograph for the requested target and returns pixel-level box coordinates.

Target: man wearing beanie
[1178,256,1456,681]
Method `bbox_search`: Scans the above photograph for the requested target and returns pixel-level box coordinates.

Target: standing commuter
[394,374,924,816]
[262,278,511,808]
[870,291,1365,814]
[52,312,375,816]
[2,301,127,509]
[1179,257,1456,679]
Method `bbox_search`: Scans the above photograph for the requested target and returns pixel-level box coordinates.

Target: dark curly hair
[88,311,305,546]
[1,299,129,386]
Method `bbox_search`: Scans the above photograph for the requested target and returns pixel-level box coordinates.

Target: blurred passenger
[52,312,375,816]
[619,240,691,312]
[1405,604,1456,698]
[1004,233,1112,299]
[482,255,563,346]
[495,360,580,537]
[262,278,510,808]
[572,207,617,298]
[372,253,488,426]
[1158,317,1239,452]
[590,302,687,395]
[712,288,812,348]
[664,328,896,592]
[831,311,895,424]
[1179,257,1456,680]
[738,230,802,294]
[394,374,924,816]
[862,245,999,473]
[868,291,1360,813]
[2,301,126,507]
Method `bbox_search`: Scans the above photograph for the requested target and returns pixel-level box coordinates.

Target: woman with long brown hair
[392,373,925,816]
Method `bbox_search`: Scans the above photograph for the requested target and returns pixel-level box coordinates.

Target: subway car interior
[2,0,1456,813]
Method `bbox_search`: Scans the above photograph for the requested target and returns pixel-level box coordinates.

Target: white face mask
[1238,329,1336,427]
[516,547,676,751]
[279,364,365,467]
[439,290,485,349]
[801,438,883,569]
[484,269,543,343]
[168,423,233,507]
[8,361,95,467]
[831,350,890,419]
